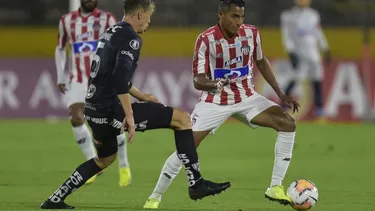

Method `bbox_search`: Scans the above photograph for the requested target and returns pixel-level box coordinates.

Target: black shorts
[85,102,173,158]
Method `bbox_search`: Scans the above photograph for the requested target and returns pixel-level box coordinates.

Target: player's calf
[69,103,97,160]
[251,106,295,204]
[168,108,231,200]
[41,150,117,209]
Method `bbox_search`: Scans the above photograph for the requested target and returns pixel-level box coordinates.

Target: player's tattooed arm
[255,58,284,98]
[193,74,229,92]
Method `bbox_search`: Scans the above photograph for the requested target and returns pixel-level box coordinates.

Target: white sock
[72,124,97,160]
[149,152,182,201]
[270,132,296,187]
[117,133,129,168]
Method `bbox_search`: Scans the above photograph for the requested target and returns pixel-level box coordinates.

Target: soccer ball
[287,179,318,211]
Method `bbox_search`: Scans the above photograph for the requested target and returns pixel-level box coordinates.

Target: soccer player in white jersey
[281,0,331,121]
[56,0,137,186]
[143,0,300,208]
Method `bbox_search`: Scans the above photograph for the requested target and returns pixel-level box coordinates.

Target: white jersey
[280,7,328,60]
[192,24,264,105]
[56,8,116,84]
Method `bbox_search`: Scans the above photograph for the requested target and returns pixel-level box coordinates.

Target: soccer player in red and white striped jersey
[55,0,131,187]
[144,0,300,208]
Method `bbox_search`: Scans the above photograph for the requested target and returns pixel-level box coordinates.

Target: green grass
[0,120,374,211]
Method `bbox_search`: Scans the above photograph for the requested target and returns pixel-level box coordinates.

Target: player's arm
[129,84,160,103]
[280,11,295,53]
[114,54,136,116]
[280,11,298,69]
[254,29,299,111]
[192,34,228,92]
[316,13,331,64]
[112,33,141,139]
[55,17,69,93]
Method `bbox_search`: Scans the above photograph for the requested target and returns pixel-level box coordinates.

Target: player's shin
[117,133,129,168]
[174,129,203,188]
[149,152,182,200]
[72,124,97,160]
[47,158,102,203]
[270,132,295,187]
[313,81,324,117]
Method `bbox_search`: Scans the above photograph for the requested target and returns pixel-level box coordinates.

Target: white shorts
[297,56,323,81]
[191,93,278,134]
[66,78,88,108]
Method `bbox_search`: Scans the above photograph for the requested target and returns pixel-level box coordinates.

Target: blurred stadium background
[0,1,374,211]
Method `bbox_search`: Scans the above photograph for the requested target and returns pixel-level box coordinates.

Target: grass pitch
[0,120,374,211]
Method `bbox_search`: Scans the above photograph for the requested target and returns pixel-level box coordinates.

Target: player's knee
[171,108,192,130]
[96,153,117,169]
[275,114,296,132]
[70,113,85,127]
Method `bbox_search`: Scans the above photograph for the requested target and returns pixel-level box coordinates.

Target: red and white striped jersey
[192,24,264,105]
[57,8,116,83]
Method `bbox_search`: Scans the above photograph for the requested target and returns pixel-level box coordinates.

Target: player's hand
[57,83,67,94]
[143,94,160,103]
[280,93,300,113]
[122,116,136,143]
[214,78,230,92]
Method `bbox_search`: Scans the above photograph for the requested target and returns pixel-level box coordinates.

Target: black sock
[285,80,296,96]
[48,158,102,203]
[312,81,323,116]
[174,129,203,188]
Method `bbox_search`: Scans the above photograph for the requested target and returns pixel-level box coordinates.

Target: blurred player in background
[55,0,131,186]
[144,0,299,209]
[280,0,331,121]
[41,0,231,209]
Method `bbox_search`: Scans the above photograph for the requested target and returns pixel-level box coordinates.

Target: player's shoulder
[281,8,294,19]
[306,8,320,16]
[110,22,141,48]
[242,24,258,30]
[241,24,259,34]
[59,10,77,21]
[197,25,219,41]
[96,9,116,17]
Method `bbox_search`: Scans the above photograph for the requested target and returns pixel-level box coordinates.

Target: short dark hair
[219,0,245,11]
[123,0,155,15]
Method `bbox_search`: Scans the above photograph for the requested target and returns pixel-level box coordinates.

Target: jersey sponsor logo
[238,35,252,41]
[76,31,93,40]
[129,39,140,50]
[214,65,249,81]
[121,50,134,60]
[224,56,242,67]
[72,41,98,54]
